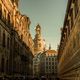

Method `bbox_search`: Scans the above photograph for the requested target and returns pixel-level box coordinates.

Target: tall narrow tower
[34,24,45,54]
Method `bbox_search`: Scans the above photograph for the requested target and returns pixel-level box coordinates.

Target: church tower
[34,24,46,54]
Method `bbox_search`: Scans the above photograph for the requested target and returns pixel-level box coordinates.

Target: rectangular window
[73,0,79,18]
[46,58,48,61]
[73,38,76,49]
[2,32,6,47]
[46,62,48,64]
[67,20,70,36]
[0,4,2,19]
[49,58,51,61]
[49,66,51,69]
[46,66,48,69]
[0,27,1,43]
[77,32,80,45]
[8,14,10,24]
[4,9,6,20]
[52,66,54,69]
[52,58,54,61]
[7,37,10,49]
[69,8,73,28]
[52,62,54,65]
[49,62,51,65]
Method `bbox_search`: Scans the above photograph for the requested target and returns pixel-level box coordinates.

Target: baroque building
[58,0,80,79]
[34,24,46,54]
[0,0,34,79]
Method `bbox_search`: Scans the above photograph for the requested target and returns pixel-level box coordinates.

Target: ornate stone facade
[58,0,80,79]
[0,0,34,79]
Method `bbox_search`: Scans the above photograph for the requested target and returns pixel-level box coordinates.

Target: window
[0,4,2,18]
[67,20,70,36]
[66,20,70,36]
[73,0,79,18]
[8,13,10,24]
[39,43,41,47]
[77,32,80,44]
[52,62,54,65]
[49,62,51,65]
[4,9,6,20]
[1,57,4,72]
[0,27,1,42]
[73,38,76,49]
[46,62,48,64]
[49,58,51,61]
[7,37,10,49]
[69,8,73,28]
[52,66,54,69]
[2,32,6,47]
[46,58,48,61]
[52,58,54,61]
[6,60,8,73]
[49,66,51,69]
[21,34,23,40]
[46,66,48,69]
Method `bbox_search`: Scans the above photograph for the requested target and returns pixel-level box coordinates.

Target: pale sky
[19,0,68,50]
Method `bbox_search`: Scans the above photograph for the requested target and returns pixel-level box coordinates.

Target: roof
[46,50,57,56]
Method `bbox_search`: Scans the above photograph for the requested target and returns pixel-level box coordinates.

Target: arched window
[0,4,2,19]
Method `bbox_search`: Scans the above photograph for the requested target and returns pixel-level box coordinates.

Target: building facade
[58,0,80,79]
[0,0,34,79]
[43,48,57,79]
[33,46,57,79]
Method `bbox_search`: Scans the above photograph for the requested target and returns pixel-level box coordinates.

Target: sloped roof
[46,50,57,56]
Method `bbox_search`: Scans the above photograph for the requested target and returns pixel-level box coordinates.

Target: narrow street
[0,0,80,80]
